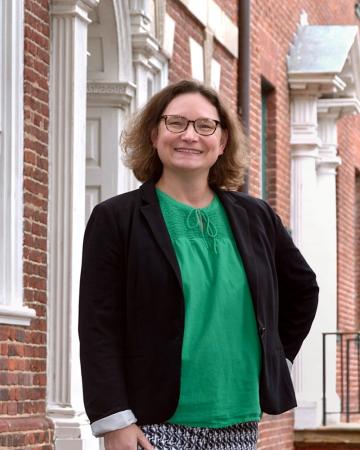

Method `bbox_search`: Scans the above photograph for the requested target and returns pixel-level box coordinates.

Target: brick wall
[356,171,360,329]
[337,114,360,332]
[0,0,53,449]
[258,412,295,450]
[250,0,360,448]
[337,114,360,422]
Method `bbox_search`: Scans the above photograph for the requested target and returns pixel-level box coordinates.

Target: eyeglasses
[160,115,221,136]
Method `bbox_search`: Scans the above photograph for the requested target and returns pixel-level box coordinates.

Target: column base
[48,406,100,450]
[295,399,322,429]
[294,394,341,429]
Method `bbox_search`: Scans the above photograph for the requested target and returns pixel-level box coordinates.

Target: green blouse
[156,189,262,428]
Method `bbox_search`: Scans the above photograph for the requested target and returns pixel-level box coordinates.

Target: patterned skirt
[139,421,258,450]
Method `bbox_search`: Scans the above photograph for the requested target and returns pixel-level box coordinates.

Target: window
[0,0,35,325]
[261,79,275,203]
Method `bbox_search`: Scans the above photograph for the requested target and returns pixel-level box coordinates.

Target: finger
[137,432,155,450]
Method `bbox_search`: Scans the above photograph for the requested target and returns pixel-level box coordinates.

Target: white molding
[0,0,36,324]
[129,0,152,34]
[87,81,136,108]
[288,74,347,94]
[317,97,360,116]
[177,0,238,57]
[129,2,169,110]
[131,31,160,60]
[0,305,36,326]
[290,95,320,148]
[51,0,99,22]
[47,406,98,450]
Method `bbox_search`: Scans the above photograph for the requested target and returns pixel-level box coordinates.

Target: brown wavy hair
[121,79,248,190]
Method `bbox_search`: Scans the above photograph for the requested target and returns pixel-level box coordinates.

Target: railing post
[340,334,344,416]
[357,334,360,416]
[346,338,350,422]
[322,333,327,426]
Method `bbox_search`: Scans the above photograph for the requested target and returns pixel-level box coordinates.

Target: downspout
[238,0,250,192]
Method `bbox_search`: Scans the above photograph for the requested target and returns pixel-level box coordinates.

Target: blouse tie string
[186,208,218,253]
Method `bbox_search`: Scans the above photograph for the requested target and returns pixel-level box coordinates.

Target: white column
[315,109,342,425]
[129,2,159,108]
[48,1,99,449]
[129,0,168,109]
[290,94,323,428]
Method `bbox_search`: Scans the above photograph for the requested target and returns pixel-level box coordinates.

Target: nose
[180,122,198,141]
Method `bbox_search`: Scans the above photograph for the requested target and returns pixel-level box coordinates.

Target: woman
[79,80,319,450]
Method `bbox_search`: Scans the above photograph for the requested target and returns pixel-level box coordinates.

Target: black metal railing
[322,331,360,425]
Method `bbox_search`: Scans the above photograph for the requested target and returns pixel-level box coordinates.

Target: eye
[196,119,216,131]
[166,116,187,128]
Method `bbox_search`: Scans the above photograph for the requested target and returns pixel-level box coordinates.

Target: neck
[156,171,214,208]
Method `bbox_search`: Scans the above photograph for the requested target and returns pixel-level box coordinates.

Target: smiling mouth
[174,148,203,154]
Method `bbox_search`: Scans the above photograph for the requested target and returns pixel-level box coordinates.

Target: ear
[151,127,158,147]
[219,129,228,154]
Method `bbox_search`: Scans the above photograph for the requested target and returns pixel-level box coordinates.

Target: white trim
[0,304,36,326]
[87,81,136,108]
[48,2,100,449]
[0,0,35,325]
[130,2,169,110]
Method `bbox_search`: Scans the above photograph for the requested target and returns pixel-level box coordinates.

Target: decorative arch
[86,0,136,218]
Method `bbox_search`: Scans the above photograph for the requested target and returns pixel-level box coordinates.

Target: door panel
[86,107,119,221]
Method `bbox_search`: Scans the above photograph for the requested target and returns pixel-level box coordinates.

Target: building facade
[0,1,360,449]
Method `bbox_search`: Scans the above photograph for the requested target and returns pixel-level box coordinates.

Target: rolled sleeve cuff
[91,410,137,437]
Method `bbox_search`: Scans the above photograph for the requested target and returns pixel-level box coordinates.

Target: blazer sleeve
[274,213,319,363]
[78,202,132,425]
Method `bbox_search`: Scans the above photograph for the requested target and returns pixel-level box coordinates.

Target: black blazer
[78,180,319,425]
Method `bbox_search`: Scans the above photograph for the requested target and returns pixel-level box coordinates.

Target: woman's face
[151,93,227,179]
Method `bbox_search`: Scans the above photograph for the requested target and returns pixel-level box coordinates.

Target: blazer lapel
[139,181,183,288]
[216,190,260,317]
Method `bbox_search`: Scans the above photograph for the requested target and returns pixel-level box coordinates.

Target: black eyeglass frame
[160,115,221,136]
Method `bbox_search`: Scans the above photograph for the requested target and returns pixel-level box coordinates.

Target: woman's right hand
[104,424,155,450]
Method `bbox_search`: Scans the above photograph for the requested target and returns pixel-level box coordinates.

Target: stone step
[295,425,360,450]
